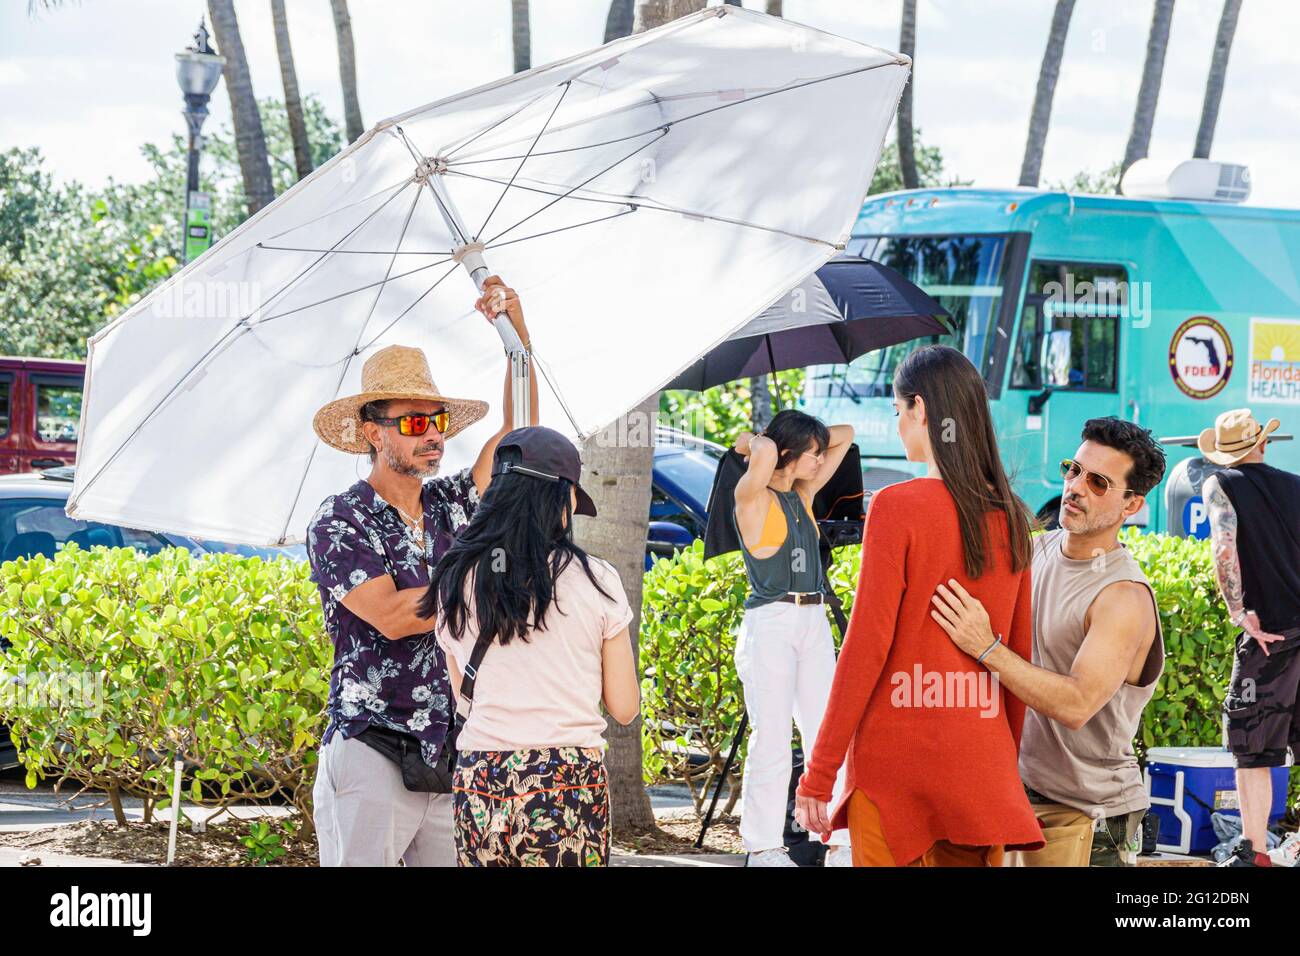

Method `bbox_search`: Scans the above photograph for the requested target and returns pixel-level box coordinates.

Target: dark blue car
[647,427,725,569]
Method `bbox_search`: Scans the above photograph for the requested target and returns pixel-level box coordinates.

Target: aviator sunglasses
[1060,458,1134,498]
[367,408,450,437]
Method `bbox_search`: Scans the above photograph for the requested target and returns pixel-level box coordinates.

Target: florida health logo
[49,886,151,936]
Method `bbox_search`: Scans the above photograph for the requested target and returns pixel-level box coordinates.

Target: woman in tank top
[731,409,858,867]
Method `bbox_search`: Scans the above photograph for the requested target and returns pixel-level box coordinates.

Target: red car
[0,357,84,475]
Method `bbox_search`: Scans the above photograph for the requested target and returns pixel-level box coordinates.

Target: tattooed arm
[1203,475,1286,655]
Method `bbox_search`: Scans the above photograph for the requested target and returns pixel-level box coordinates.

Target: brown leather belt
[775,592,826,606]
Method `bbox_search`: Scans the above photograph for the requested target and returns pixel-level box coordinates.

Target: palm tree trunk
[1193,0,1243,159]
[207,0,276,215]
[330,0,364,144]
[604,0,634,42]
[573,0,706,840]
[1018,0,1076,188]
[751,376,773,431]
[511,0,530,73]
[1119,0,1174,189]
[270,0,313,181]
[897,0,919,190]
[633,0,704,34]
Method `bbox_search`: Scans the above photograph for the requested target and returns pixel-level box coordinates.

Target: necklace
[392,503,424,540]
[767,485,801,524]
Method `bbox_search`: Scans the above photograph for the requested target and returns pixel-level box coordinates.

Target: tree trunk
[107,784,127,826]
[573,0,707,839]
[511,0,530,73]
[1193,0,1242,159]
[633,0,705,34]
[574,395,659,835]
[750,376,772,431]
[604,0,634,42]
[897,0,918,190]
[330,0,365,144]
[1119,0,1174,190]
[766,0,783,16]
[271,0,313,181]
[1017,0,1076,188]
[207,0,276,215]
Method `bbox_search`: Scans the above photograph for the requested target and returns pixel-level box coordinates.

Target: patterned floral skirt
[453,747,609,867]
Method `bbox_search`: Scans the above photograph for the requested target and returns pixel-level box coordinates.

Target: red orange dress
[798,478,1045,865]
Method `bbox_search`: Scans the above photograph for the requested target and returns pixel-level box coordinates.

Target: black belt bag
[355,723,455,793]
[355,632,493,794]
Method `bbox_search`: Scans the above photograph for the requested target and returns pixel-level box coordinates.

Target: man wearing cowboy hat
[1200,409,1300,867]
[305,276,538,867]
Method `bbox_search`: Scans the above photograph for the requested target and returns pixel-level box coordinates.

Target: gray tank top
[732,487,823,610]
[1019,529,1165,819]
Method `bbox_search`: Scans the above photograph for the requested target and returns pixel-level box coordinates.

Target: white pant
[735,601,849,852]
[313,733,456,866]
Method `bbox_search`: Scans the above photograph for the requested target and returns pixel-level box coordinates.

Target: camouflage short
[1090,809,1146,867]
[1222,630,1300,770]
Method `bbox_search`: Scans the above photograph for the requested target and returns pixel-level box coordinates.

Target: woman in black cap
[423,426,640,866]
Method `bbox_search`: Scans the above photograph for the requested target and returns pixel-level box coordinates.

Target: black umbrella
[663,256,950,391]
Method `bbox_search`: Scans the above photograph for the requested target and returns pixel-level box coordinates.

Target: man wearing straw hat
[306,276,537,867]
[1199,409,1300,867]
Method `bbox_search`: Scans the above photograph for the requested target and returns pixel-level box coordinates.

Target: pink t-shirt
[435,556,633,751]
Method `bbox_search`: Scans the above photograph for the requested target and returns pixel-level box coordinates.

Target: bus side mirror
[1028,329,1074,416]
[1041,329,1074,388]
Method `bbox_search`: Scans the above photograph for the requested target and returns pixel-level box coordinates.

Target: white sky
[2,0,1297,206]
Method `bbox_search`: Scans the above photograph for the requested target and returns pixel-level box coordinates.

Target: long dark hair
[420,463,612,646]
[893,345,1031,577]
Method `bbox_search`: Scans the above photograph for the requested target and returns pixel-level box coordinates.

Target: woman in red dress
[795,345,1044,866]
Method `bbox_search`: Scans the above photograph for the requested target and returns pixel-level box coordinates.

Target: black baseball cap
[491,426,597,517]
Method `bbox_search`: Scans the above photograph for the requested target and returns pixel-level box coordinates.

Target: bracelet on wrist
[977,633,1003,663]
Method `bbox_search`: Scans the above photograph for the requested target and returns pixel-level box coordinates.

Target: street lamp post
[174,20,225,264]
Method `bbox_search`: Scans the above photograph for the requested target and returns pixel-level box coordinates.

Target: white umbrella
[67,6,908,546]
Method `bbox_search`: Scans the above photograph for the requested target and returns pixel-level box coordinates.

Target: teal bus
[804,167,1300,536]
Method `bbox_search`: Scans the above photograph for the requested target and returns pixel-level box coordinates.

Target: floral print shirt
[306,469,479,766]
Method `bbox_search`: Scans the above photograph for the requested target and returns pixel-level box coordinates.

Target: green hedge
[638,541,858,813]
[640,530,1298,812]
[0,545,330,830]
[3,532,1293,833]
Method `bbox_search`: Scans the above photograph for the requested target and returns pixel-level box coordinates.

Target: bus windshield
[812,233,1011,399]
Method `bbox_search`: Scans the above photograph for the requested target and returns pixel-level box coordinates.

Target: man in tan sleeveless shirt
[931,418,1166,866]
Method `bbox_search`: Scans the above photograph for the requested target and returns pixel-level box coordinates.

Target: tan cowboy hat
[1197,408,1281,466]
[312,345,489,454]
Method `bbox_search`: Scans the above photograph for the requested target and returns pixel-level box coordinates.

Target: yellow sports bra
[747,489,818,552]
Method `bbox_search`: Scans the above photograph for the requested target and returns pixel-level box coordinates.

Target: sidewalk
[0,776,744,868]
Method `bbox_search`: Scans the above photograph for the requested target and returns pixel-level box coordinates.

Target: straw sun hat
[312,344,489,454]
[1196,408,1281,466]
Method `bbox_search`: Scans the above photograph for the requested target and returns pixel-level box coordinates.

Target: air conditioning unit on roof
[1120,158,1251,203]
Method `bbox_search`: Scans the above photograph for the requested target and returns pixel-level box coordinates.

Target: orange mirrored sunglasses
[368,409,450,436]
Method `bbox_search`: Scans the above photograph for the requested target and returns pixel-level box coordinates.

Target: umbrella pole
[421,172,531,430]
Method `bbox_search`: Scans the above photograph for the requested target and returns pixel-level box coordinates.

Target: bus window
[817,234,1011,398]
[1011,261,1124,392]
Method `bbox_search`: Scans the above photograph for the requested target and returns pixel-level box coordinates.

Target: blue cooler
[1144,746,1290,854]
